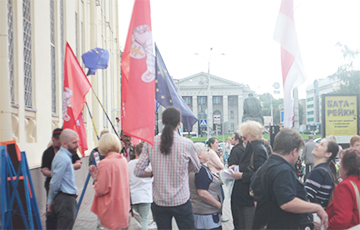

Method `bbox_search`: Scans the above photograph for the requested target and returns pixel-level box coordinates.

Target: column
[208,95,213,135]
[223,95,228,134]
[192,96,198,134]
[238,95,244,126]
[0,0,13,141]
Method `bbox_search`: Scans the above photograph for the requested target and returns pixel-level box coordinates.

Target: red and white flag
[63,42,92,156]
[121,0,155,145]
[274,0,306,128]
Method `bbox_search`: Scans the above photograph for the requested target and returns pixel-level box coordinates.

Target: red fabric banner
[63,42,91,156]
[121,0,155,145]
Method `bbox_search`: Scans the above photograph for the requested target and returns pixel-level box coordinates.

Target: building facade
[1,0,120,212]
[305,78,341,129]
[168,72,252,136]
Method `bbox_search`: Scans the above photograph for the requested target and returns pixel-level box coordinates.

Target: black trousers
[52,192,77,230]
[151,199,195,230]
[231,201,255,230]
[45,186,57,230]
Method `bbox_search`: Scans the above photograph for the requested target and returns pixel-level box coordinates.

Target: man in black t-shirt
[251,129,328,230]
[40,128,82,230]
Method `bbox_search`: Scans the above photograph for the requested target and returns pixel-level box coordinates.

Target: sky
[118,0,360,99]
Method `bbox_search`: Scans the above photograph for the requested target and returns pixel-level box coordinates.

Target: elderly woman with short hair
[326,148,360,229]
[89,133,130,230]
[230,120,268,230]
[189,142,223,230]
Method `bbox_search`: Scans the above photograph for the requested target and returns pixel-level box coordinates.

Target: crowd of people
[41,106,360,230]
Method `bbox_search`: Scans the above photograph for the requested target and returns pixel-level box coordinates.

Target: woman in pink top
[207,137,224,173]
[89,133,130,229]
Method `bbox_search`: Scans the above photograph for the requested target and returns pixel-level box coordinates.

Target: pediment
[175,72,244,88]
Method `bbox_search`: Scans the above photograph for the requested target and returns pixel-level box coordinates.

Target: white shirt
[128,159,153,204]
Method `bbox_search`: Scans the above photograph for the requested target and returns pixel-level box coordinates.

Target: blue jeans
[132,203,151,230]
[151,200,195,230]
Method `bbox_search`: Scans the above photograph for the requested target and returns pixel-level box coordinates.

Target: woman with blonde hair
[89,133,130,229]
[230,120,268,229]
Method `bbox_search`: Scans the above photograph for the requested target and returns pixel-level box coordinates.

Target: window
[231,110,234,119]
[50,0,56,113]
[60,0,64,86]
[231,123,234,132]
[75,13,79,58]
[307,111,314,115]
[307,104,314,109]
[23,0,32,108]
[230,97,234,106]
[198,96,206,105]
[8,0,15,104]
[307,97,314,102]
[213,96,221,105]
[103,70,108,128]
[183,96,192,106]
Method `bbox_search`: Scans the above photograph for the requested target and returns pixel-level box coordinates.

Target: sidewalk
[41,181,235,230]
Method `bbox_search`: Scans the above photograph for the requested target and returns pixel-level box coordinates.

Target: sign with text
[322,94,359,143]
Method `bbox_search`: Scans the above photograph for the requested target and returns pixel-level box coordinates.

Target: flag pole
[85,102,100,140]
[77,104,99,216]
[90,87,119,137]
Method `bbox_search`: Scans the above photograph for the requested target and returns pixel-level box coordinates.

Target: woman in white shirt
[128,142,153,230]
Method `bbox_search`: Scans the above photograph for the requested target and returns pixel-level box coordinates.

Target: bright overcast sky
[118,0,360,99]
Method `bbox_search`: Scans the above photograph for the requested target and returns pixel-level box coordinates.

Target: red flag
[63,42,91,156]
[274,0,306,128]
[121,0,155,145]
[75,113,88,156]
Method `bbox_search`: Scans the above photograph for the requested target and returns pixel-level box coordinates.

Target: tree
[330,43,360,95]
[259,93,284,125]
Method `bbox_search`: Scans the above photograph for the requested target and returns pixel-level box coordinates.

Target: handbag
[347,181,360,230]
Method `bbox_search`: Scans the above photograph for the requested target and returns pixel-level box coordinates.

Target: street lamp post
[206,48,212,138]
[195,48,225,139]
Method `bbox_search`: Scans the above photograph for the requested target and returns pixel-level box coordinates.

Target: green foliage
[259,93,284,125]
[330,43,360,95]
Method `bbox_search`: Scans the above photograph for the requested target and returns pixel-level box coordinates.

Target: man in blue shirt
[47,129,79,230]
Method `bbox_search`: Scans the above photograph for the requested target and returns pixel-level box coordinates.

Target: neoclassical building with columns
[173,72,253,136]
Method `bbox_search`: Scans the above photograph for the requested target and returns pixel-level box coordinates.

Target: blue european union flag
[82,48,109,76]
[155,44,198,132]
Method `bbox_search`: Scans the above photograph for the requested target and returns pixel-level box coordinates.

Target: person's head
[231,132,241,146]
[100,129,109,138]
[328,135,337,143]
[226,137,231,143]
[52,128,63,148]
[339,148,360,180]
[350,135,360,148]
[120,130,132,148]
[312,139,339,163]
[194,142,208,164]
[160,107,181,155]
[207,137,219,150]
[135,142,144,158]
[60,129,79,155]
[239,120,264,144]
[273,128,305,165]
[98,133,122,156]
[115,117,120,123]
[308,134,314,140]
